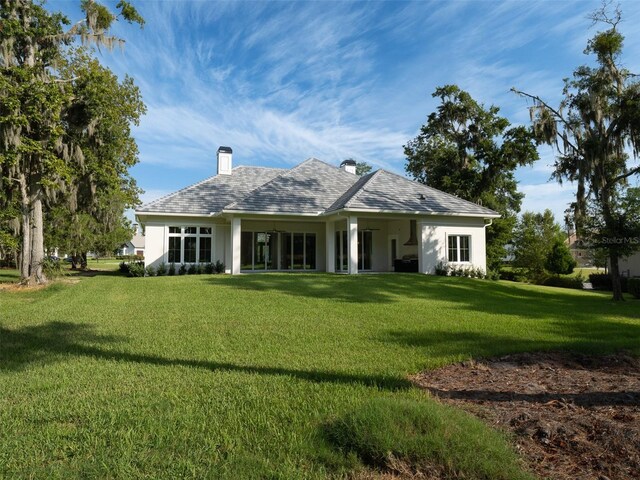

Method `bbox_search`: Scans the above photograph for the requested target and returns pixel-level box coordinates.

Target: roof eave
[135,211,219,218]
[327,207,501,218]
[221,209,323,217]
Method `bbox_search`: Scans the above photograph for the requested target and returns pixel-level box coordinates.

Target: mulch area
[411,351,640,480]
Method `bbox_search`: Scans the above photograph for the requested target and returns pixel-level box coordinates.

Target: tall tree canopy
[404,85,539,272]
[512,209,575,279]
[355,161,372,177]
[0,0,144,284]
[513,3,640,300]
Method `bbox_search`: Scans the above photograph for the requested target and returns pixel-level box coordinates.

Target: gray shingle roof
[136,159,499,218]
[138,166,285,215]
[224,158,360,214]
[328,169,499,217]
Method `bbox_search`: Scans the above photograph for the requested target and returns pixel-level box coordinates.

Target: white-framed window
[167,226,213,264]
[447,235,470,262]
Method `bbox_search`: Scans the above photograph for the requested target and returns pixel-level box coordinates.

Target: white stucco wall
[619,251,640,277]
[138,214,491,275]
[420,216,488,274]
[137,216,224,269]
[142,223,166,269]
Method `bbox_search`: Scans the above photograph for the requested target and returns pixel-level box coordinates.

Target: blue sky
[53,0,640,222]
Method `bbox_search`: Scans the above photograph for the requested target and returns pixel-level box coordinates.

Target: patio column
[418,220,424,274]
[231,217,241,274]
[348,216,358,274]
[326,220,335,273]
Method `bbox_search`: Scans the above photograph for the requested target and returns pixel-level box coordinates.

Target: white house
[619,251,640,277]
[119,226,145,257]
[135,147,500,274]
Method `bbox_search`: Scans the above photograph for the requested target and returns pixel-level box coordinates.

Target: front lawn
[1,274,638,478]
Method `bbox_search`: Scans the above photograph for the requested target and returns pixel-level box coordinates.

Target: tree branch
[511,87,581,154]
[611,165,640,184]
[47,76,80,84]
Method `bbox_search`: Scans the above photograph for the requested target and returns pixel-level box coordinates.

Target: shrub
[145,265,157,277]
[499,269,523,282]
[41,257,65,278]
[434,262,448,276]
[435,263,486,279]
[127,261,145,277]
[486,269,501,281]
[589,273,629,292]
[541,275,583,290]
[204,262,214,274]
[119,261,129,274]
[178,263,187,275]
[156,262,167,276]
[324,398,533,480]
[628,278,640,299]
[545,240,576,275]
[168,263,176,276]
[215,260,225,274]
[187,264,197,275]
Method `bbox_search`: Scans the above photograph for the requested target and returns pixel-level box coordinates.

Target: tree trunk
[29,194,47,285]
[601,187,623,301]
[609,252,624,301]
[575,171,587,236]
[18,174,31,281]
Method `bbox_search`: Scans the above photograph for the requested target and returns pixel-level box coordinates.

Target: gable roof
[129,233,145,249]
[136,158,499,218]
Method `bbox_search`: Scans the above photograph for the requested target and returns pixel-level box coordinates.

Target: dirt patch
[0,277,79,291]
[411,351,640,480]
[0,282,48,292]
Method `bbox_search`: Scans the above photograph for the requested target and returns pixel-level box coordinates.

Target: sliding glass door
[335,230,372,271]
[241,231,316,271]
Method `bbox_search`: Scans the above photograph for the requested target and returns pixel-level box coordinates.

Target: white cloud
[79,0,640,202]
[520,182,576,221]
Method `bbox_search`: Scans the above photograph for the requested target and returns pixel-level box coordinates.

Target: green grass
[0,268,19,282]
[1,273,638,478]
[562,266,600,278]
[325,397,534,479]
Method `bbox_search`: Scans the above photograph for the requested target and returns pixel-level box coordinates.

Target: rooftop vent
[339,159,357,175]
[217,146,233,175]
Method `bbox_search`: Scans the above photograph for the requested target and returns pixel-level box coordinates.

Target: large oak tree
[0,0,143,284]
[513,4,640,300]
[404,85,538,273]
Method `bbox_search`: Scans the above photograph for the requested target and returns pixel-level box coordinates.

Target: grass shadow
[205,274,640,324]
[0,268,20,283]
[0,321,409,391]
[381,317,640,361]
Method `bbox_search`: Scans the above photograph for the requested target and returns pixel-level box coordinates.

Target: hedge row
[588,273,629,293]
[119,261,225,277]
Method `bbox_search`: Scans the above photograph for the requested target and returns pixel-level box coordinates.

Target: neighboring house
[619,251,640,277]
[135,147,499,274]
[119,226,145,257]
[565,232,590,267]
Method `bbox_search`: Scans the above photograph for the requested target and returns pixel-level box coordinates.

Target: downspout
[483,218,493,274]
